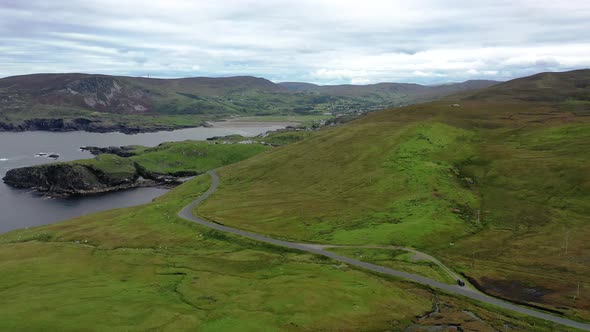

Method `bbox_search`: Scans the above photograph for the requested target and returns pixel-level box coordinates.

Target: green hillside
[0,174,559,331]
[199,69,590,320]
[129,140,271,174]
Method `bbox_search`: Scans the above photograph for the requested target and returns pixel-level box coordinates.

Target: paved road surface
[317,244,464,284]
[178,170,590,331]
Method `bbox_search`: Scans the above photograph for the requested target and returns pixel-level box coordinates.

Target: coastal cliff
[2,162,142,196]
[1,154,187,196]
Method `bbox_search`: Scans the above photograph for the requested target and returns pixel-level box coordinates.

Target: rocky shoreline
[0,117,206,134]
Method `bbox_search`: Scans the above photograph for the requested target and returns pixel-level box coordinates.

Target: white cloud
[467,69,498,76]
[413,71,447,78]
[0,0,589,84]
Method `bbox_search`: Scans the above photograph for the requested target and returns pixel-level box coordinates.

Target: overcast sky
[1,0,589,84]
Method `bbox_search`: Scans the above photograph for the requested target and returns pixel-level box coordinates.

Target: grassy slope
[199,120,479,248]
[129,141,272,174]
[199,74,590,320]
[77,154,138,181]
[0,175,550,331]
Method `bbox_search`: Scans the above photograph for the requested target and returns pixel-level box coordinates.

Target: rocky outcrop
[61,76,153,113]
[80,146,138,157]
[2,158,198,196]
[2,163,141,196]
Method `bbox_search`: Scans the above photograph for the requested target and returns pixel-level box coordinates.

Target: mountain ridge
[2,69,587,134]
[466,69,590,102]
[0,72,499,133]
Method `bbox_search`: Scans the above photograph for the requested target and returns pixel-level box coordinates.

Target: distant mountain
[467,69,590,102]
[0,73,498,132]
[278,80,499,109]
[0,73,284,115]
[277,82,320,92]
[278,80,498,97]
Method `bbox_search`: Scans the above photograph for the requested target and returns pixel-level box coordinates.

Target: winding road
[178,170,590,331]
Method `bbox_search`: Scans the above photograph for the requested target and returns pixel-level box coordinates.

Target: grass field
[0,175,556,331]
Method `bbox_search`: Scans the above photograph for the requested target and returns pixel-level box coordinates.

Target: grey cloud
[0,0,589,84]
